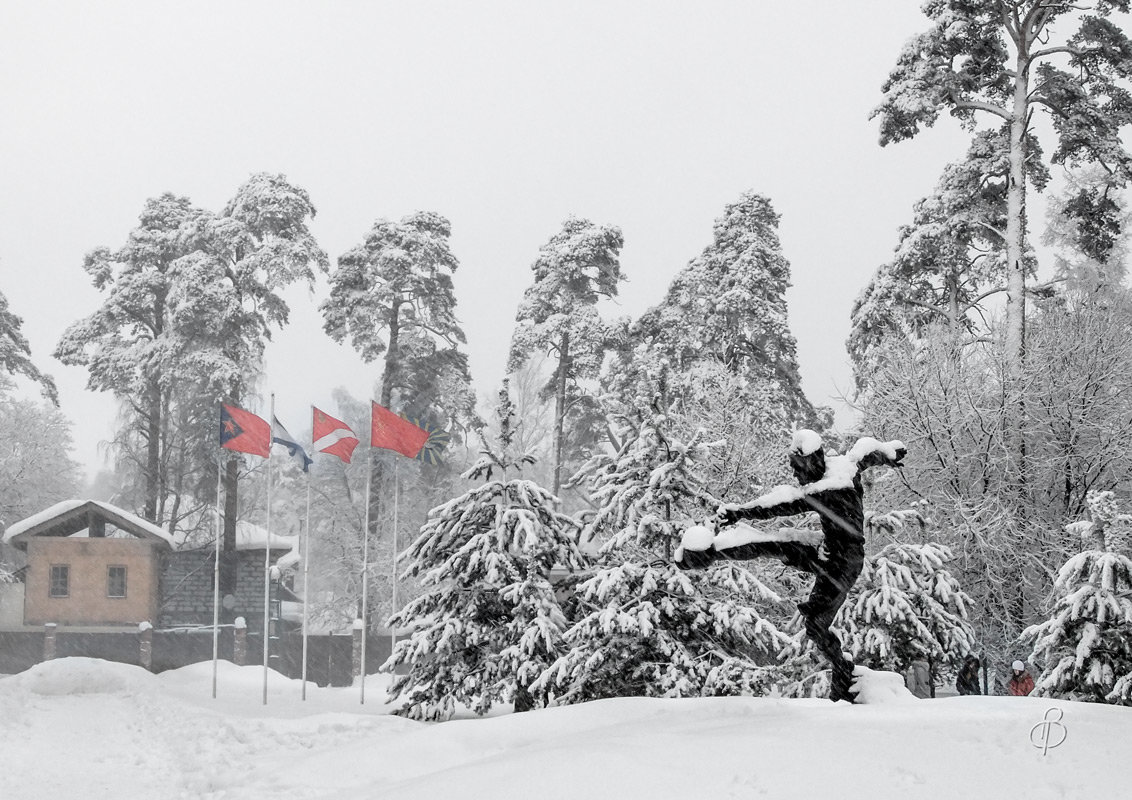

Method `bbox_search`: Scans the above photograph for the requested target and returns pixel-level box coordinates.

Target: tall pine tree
[509,217,625,497]
[0,286,57,405]
[873,0,1132,485]
[322,211,477,543]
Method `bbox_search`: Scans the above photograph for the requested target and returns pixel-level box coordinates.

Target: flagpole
[360,446,373,705]
[263,393,274,706]
[301,446,312,701]
[391,459,399,660]
[212,452,223,700]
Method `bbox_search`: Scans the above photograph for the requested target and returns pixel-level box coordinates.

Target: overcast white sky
[1,1,977,479]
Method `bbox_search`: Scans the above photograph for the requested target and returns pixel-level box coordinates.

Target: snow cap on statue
[1013,660,1025,671]
[791,429,823,456]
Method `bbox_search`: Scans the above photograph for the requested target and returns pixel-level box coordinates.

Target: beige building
[2,500,174,628]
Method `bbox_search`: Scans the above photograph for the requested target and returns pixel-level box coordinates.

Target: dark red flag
[371,402,430,458]
[220,404,270,457]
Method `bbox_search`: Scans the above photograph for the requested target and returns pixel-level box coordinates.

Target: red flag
[371,402,430,458]
[220,404,270,457]
[312,407,359,464]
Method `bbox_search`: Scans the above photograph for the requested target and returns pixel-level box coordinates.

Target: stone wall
[159,549,277,631]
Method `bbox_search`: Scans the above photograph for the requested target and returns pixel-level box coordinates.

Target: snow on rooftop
[2,499,87,540]
[233,519,297,552]
[2,499,176,546]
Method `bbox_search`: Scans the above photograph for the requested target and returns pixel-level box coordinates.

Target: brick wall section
[25,538,161,626]
[159,550,274,631]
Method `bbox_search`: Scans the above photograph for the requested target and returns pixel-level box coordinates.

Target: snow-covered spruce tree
[1023,490,1132,704]
[836,538,975,678]
[534,391,793,703]
[619,192,820,430]
[384,382,586,721]
[508,216,625,497]
[776,509,976,698]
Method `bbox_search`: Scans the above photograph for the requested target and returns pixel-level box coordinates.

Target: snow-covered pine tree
[1043,165,1132,295]
[188,173,328,548]
[1023,490,1132,705]
[55,193,207,525]
[321,210,476,427]
[0,385,81,528]
[384,382,586,721]
[508,216,625,497]
[321,210,478,546]
[534,391,792,703]
[873,0,1132,490]
[847,134,1026,394]
[0,287,57,404]
[56,175,327,537]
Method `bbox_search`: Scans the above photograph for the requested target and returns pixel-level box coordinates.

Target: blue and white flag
[272,416,313,472]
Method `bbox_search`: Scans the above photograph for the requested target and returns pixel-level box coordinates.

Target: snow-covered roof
[232,519,297,552]
[2,500,176,549]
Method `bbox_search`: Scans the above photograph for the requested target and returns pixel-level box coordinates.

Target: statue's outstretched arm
[849,438,906,473]
[717,490,812,525]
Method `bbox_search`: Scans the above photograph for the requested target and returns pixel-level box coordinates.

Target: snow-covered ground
[2,658,1129,799]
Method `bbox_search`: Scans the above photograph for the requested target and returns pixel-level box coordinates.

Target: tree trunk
[1004,34,1031,493]
[143,291,167,523]
[1002,32,1034,635]
[143,382,162,523]
[552,331,569,498]
[369,299,404,543]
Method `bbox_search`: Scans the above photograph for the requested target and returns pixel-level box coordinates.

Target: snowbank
[1,656,1130,799]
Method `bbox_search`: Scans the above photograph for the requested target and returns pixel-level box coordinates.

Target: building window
[49,565,69,598]
[107,565,127,598]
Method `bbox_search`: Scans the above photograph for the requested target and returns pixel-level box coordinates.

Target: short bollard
[234,616,248,666]
[43,622,57,661]
[139,621,153,671]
